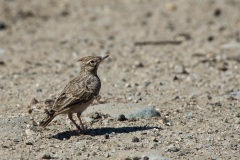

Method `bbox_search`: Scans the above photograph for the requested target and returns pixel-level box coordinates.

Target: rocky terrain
[0,0,239,159]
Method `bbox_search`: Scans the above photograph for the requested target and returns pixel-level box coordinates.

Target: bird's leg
[77,113,87,131]
[68,113,82,131]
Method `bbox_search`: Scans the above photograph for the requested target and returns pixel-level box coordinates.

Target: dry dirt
[0,0,240,159]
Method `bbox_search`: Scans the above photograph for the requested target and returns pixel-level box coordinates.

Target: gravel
[0,0,239,159]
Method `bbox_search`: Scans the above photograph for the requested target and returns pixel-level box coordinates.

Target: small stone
[105,153,110,158]
[118,114,127,121]
[30,98,39,105]
[125,158,132,160]
[186,112,193,119]
[208,36,214,42]
[36,88,42,92]
[162,117,172,126]
[13,138,21,143]
[26,142,33,145]
[132,157,140,160]
[142,156,149,160]
[42,154,51,159]
[132,136,140,142]
[128,107,160,119]
[0,61,5,65]
[153,138,158,142]
[104,134,110,139]
[236,113,240,118]
[214,8,221,17]
[0,48,5,55]
[165,2,177,11]
[173,75,179,81]
[168,146,180,152]
[90,112,101,119]
[133,61,144,68]
[0,21,7,30]
[143,81,151,87]
[28,108,33,114]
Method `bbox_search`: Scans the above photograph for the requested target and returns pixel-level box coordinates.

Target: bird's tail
[39,110,56,128]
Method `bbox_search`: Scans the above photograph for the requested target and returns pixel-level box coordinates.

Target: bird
[39,55,109,132]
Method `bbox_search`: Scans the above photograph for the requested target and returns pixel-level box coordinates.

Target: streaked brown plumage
[39,55,109,131]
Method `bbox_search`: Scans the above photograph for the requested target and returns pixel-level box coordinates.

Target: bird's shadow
[52,126,161,140]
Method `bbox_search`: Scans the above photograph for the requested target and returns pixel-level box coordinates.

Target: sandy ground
[0,0,240,159]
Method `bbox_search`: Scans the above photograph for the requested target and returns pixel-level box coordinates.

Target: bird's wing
[52,76,98,112]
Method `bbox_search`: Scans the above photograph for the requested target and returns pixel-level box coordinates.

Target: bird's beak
[101,55,109,61]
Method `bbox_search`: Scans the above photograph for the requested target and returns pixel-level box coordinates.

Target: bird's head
[78,55,109,73]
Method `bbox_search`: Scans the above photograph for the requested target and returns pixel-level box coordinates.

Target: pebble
[0,61,5,65]
[132,157,141,160]
[25,142,33,145]
[133,61,144,68]
[30,98,39,105]
[142,156,149,160]
[36,88,42,92]
[236,112,240,118]
[165,2,177,11]
[214,8,221,17]
[173,75,179,81]
[90,112,101,119]
[118,114,127,121]
[132,136,140,142]
[142,153,170,160]
[127,107,160,119]
[167,146,180,152]
[162,117,172,126]
[105,153,110,158]
[104,134,110,139]
[0,48,5,55]
[143,81,151,87]
[13,138,21,143]
[152,138,158,142]
[42,154,51,159]
[228,91,240,99]
[186,112,193,119]
[0,21,7,30]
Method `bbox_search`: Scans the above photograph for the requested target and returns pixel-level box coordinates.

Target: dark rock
[142,156,149,160]
[0,61,5,65]
[0,21,7,30]
[162,117,172,126]
[90,112,101,119]
[132,157,140,160]
[132,136,140,142]
[173,75,179,81]
[26,142,33,145]
[214,8,221,17]
[36,88,42,92]
[118,114,127,121]
[104,134,110,139]
[208,36,214,42]
[168,146,180,152]
[30,98,39,105]
[42,154,51,159]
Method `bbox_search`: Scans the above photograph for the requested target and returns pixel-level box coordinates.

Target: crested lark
[39,55,109,131]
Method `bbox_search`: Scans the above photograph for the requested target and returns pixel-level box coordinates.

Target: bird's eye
[89,60,95,65]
